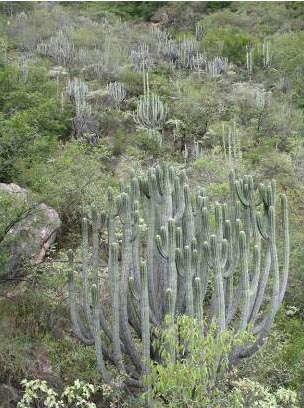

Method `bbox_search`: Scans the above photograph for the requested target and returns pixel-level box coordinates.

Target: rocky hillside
[0,2,304,407]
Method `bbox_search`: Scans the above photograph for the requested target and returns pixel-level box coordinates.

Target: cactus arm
[193,277,203,320]
[176,226,183,249]
[67,249,94,344]
[239,232,250,330]
[140,260,152,405]
[129,276,140,302]
[279,194,289,303]
[173,176,185,223]
[250,245,261,311]
[110,243,125,372]
[201,206,210,241]
[81,218,94,334]
[156,165,165,196]
[220,239,228,268]
[238,207,283,358]
[249,245,272,325]
[212,236,226,333]
[156,233,168,259]
[235,180,250,207]
[92,208,114,343]
[118,194,144,372]
[91,285,112,383]
[140,261,150,368]
[256,211,269,240]
[215,202,223,239]
[91,207,99,287]
[184,246,194,316]
[175,247,185,277]
[165,288,176,363]
[182,185,195,246]
[249,244,261,304]
[225,275,234,319]
[226,280,242,324]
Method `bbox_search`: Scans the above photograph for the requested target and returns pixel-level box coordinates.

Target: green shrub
[143,316,251,407]
[203,26,252,64]
[0,64,71,183]
[18,141,113,242]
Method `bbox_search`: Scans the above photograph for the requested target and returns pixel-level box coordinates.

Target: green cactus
[67,166,289,389]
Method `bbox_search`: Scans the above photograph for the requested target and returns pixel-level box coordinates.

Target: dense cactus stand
[67,164,289,389]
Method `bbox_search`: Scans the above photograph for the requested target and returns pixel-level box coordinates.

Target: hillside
[0,2,304,407]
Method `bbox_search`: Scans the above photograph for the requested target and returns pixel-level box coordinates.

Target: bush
[203,26,253,64]
[0,64,71,183]
[17,379,97,408]
[144,316,251,407]
[18,141,114,242]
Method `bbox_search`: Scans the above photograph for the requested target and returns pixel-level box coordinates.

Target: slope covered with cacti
[0,2,304,407]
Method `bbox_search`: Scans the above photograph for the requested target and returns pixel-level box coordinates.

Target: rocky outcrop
[0,184,61,278]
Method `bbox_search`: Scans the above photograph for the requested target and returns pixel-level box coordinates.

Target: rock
[0,184,61,278]
[0,384,21,408]
[0,183,27,199]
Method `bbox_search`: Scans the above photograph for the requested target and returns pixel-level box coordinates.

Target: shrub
[17,379,97,408]
[203,26,253,64]
[144,316,251,407]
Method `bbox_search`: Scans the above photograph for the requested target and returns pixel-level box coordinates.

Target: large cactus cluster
[68,164,289,389]
[37,29,74,67]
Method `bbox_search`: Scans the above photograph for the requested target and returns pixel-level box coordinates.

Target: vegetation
[0,1,303,407]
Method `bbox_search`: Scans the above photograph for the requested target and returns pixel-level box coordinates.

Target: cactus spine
[68,165,289,389]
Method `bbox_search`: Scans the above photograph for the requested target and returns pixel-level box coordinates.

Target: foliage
[0,64,71,183]
[203,26,252,64]
[0,0,303,405]
[69,1,167,21]
[17,379,97,408]
[144,316,251,407]
[230,378,299,408]
[237,309,304,405]
[17,141,113,241]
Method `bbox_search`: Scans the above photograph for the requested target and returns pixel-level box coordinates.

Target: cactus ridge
[68,167,289,389]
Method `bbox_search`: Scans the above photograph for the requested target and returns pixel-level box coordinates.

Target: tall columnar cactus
[246,42,254,81]
[134,71,168,131]
[195,22,204,41]
[66,77,92,139]
[68,164,289,389]
[37,29,74,67]
[222,122,242,166]
[108,81,126,106]
[130,43,151,72]
[206,56,229,80]
[262,39,272,69]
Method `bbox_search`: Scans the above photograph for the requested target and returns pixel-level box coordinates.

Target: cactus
[108,81,126,106]
[246,42,254,81]
[131,43,151,72]
[205,56,229,80]
[191,52,206,77]
[134,71,168,131]
[176,37,199,70]
[68,165,289,389]
[222,122,242,166]
[195,22,204,41]
[37,29,74,67]
[66,77,92,139]
[262,39,272,69]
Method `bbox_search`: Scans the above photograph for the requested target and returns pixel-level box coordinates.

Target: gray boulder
[0,183,61,278]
